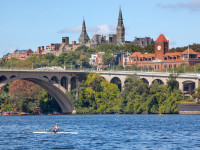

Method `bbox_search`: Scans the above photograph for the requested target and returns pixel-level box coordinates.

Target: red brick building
[127,34,200,70]
[7,49,34,60]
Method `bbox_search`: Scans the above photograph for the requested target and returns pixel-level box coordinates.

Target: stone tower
[116,7,125,44]
[78,18,90,44]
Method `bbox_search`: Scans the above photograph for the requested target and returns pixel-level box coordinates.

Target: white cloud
[58,24,116,35]
[158,0,200,12]
[58,25,82,33]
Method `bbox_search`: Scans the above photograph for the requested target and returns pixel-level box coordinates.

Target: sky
[0,0,200,57]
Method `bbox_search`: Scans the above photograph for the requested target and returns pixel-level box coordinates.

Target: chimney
[72,41,76,45]
[42,46,45,51]
[37,46,42,54]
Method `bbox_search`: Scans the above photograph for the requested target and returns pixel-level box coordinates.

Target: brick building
[127,34,200,70]
[6,49,34,60]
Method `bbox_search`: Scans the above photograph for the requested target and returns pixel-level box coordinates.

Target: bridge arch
[10,75,16,79]
[0,76,7,82]
[182,80,196,95]
[110,77,122,91]
[152,79,164,85]
[51,76,58,84]
[61,76,68,90]
[71,77,77,91]
[0,75,74,113]
[140,78,149,85]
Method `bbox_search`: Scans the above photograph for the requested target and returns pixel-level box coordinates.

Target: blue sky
[0,0,200,57]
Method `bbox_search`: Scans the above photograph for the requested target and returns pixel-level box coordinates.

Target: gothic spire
[117,7,123,27]
[82,17,86,31]
[116,7,125,44]
[79,18,90,44]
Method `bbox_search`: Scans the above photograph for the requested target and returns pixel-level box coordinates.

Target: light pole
[71,63,72,70]
[64,62,66,70]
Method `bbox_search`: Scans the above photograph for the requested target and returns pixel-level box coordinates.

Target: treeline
[71,73,193,114]
[170,43,200,52]
[0,80,61,114]
[1,43,200,72]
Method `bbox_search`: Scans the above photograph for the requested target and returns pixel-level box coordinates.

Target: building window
[158,65,159,69]
[174,64,176,68]
[155,65,156,69]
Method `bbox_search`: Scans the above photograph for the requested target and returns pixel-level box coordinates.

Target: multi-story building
[90,34,107,48]
[6,49,34,60]
[89,53,98,66]
[127,34,200,70]
[96,52,105,70]
[130,37,154,48]
[38,37,80,56]
[113,52,130,67]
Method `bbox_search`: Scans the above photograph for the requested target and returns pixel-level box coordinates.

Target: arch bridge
[0,70,199,113]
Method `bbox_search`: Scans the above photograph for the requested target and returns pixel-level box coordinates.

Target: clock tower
[155,34,169,60]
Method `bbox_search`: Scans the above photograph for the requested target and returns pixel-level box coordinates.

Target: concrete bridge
[0,69,199,113]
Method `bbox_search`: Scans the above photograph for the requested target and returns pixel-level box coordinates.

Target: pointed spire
[79,17,90,44]
[116,6,125,44]
[118,6,122,20]
[82,17,86,31]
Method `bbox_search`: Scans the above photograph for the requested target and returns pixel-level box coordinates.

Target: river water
[0,115,200,150]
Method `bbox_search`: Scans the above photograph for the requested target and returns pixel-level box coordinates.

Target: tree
[167,74,179,92]
[73,73,122,114]
[102,53,115,66]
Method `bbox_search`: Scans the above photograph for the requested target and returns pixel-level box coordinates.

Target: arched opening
[43,76,48,79]
[101,76,106,81]
[51,76,58,84]
[110,77,122,91]
[0,77,73,113]
[71,77,76,90]
[61,76,68,90]
[182,81,195,95]
[10,75,16,79]
[141,78,149,85]
[152,79,164,85]
[0,76,7,83]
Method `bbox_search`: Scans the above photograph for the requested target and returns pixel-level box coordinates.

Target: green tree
[102,53,115,66]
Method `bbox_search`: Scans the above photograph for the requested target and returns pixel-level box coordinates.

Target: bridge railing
[0,67,200,75]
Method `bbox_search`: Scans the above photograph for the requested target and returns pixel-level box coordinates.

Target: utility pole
[32,62,33,70]
[71,63,72,70]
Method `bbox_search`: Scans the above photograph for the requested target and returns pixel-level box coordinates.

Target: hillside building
[5,49,34,60]
[127,34,200,70]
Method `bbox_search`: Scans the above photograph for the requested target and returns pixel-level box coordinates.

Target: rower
[53,123,59,132]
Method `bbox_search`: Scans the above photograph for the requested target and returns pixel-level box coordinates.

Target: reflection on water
[0,115,200,149]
